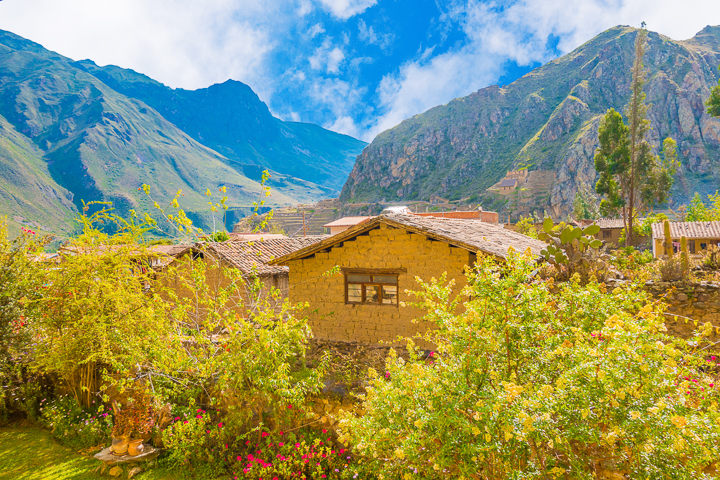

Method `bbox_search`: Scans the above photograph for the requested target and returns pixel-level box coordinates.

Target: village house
[575,218,648,248]
[161,236,327,310]
[269,214,546,346]
[651,221,720,257]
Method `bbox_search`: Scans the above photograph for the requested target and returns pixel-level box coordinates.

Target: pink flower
[196,415,202,419]
[279,442,284,446]
[262,432,269,437]
[287,405,293,409]
[322,429,327,433]
[218,423,223,428]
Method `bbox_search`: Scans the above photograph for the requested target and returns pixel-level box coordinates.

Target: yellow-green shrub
[340,252,720,479]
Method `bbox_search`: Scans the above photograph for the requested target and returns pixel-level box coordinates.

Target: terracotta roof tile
[651,221,720,240]
[593,218,626,229]
[269,213,547,265]
[206,236,329,275]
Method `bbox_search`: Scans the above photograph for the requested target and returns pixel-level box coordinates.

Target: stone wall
[286,223,471,346]
[644,280,720,342]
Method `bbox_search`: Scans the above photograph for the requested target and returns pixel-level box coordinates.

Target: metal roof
[499,179,518,188]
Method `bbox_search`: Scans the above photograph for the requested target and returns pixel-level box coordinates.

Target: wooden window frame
[344,270,400,306]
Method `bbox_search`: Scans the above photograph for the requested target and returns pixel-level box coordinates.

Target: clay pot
[111,435,130,456]
[128,439,144,456]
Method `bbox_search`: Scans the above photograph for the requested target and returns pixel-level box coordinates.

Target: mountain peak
[683,25,720,50]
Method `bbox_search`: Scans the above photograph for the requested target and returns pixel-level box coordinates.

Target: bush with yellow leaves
[338,252,720,479]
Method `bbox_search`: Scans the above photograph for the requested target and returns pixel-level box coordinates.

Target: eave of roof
[268,214,545,266]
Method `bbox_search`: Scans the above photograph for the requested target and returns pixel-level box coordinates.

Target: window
[701,243,708,251]
[689,241,696,254]
[602,230,612,239]
[346,273,398,305]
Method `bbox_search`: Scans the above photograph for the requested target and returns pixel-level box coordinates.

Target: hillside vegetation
[341,26,720,217]
[0,30,366,234]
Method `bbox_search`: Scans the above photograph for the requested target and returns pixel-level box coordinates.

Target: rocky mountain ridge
[340,25,720,218]
[0,30,365,235]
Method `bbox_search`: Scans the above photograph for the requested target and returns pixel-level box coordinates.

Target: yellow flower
[485,434,492,442]
[581,409,590,419]
[630,411,641,420]
[472,427,480,435]
[394,448,405,459]
[671,416,687,428]
[539,385,554,398]
[433,464,440,471]
[550,467,566,477]
[414,419,423,428]
[473,412,480,421]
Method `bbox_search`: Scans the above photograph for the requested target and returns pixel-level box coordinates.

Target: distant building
[499,178,519,194]
[590,218,648,248]
[651,221,720,257]
[414,209,499,223]
[323,216,374,235]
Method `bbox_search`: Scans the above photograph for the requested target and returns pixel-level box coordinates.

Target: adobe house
[651,221,720,258]
[269,214,546,346]
[589,218,648,248]
[160,237,327,311]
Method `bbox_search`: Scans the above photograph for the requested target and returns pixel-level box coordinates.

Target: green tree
[571,181,601,220]
[686,191,720,221]
[707,66,720,117]
[595,29,679,247]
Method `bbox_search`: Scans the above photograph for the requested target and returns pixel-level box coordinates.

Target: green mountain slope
[0,114,76,234]
[73,61,366,192]
[0,29,366,235]
[341,26,720,217]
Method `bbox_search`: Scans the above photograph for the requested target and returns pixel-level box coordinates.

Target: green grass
[0,424,219,480]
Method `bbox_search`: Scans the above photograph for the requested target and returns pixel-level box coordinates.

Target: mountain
[72,61,366,193]
[340,26,720,218]
[0,30,365,235]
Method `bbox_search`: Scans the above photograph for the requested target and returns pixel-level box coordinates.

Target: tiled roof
[150,244,193,256]
[593,218,626,229]
[269,213,547,265]
[227,233,288,241]
[206,236,329,275]
[499,179,517,188]
[323,216,374,228]
[651,221,720,240]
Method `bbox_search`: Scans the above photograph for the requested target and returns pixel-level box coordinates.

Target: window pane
[372,275,398,284]
[347,284,362,303]
[382,285,398,304]
[366,285,380,303]
[347,274,371,283]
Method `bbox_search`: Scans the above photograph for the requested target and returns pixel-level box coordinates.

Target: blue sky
[0,0,718,141]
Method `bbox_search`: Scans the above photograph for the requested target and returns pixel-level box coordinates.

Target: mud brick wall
[286,223,471,346]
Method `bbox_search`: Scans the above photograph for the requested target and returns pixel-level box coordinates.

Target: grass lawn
[0,423,214,480]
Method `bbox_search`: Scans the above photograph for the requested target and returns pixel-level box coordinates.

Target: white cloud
[309,39,346,74]
[309,23,325,38]
[357,19,393,51]
[364,0,720,140]
[316,0,377,20]
[0,0,283,92]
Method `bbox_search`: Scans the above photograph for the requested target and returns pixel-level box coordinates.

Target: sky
[0,0,718,142]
